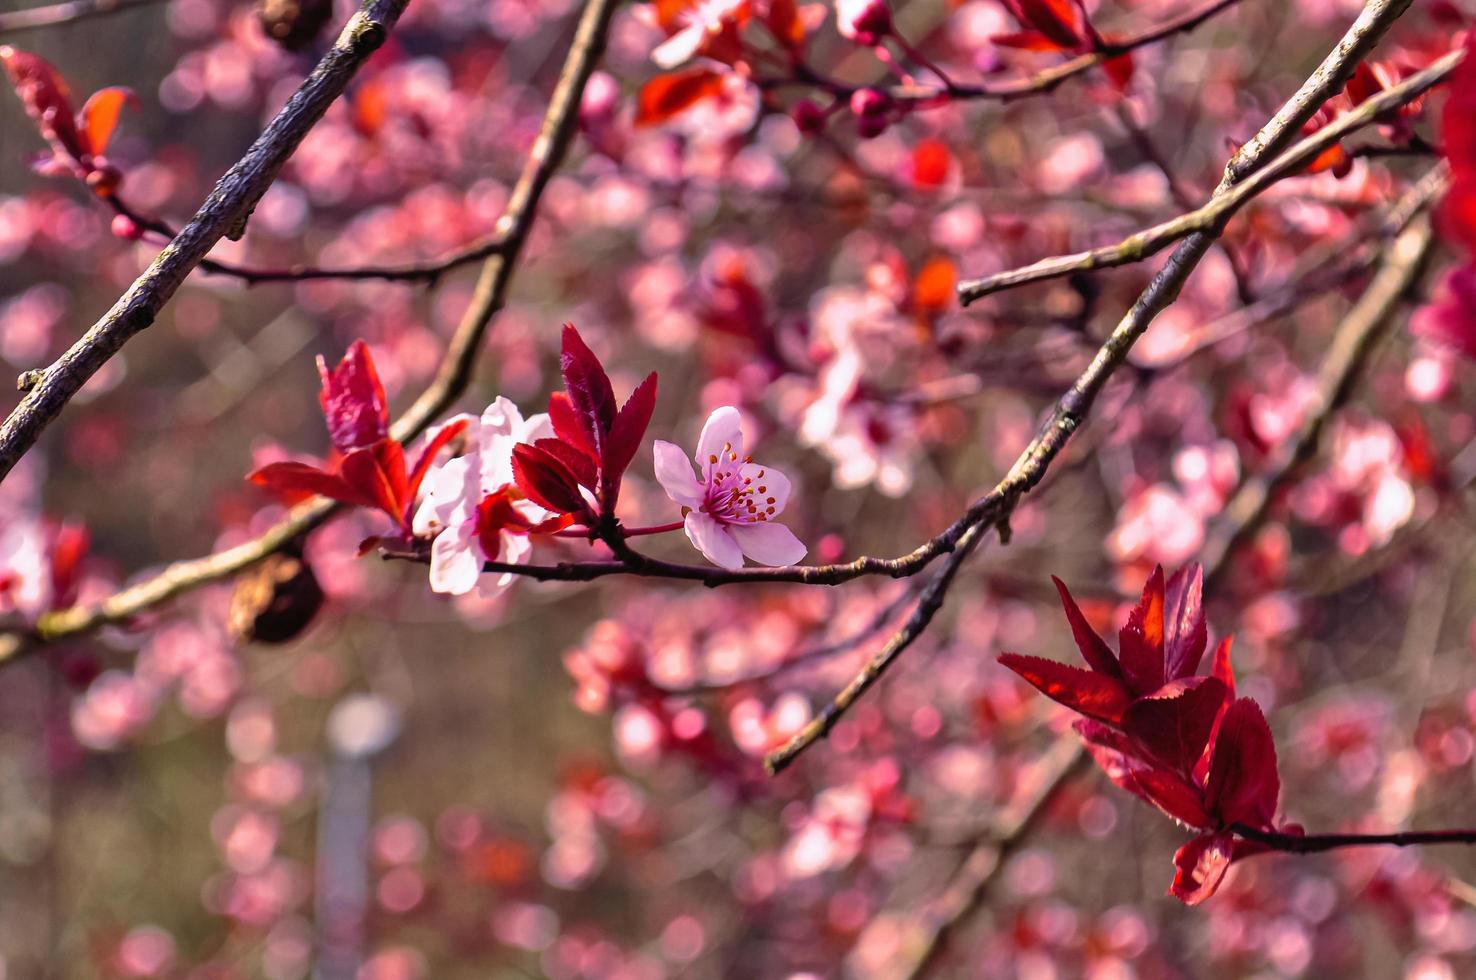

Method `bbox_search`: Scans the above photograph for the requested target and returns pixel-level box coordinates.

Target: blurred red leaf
[78,86,136,157]
[635,68,726,127]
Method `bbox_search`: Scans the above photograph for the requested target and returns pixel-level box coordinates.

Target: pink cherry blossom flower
[653,407,806,570]
[412,397,552,596]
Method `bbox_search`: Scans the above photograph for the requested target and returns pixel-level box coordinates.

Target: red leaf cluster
[1000,565,1284,904]
[1414,35,1476,360]
[510,325,657,526]
[991,0,1132,91]
[248,342,467,537]
[0,46,136,195]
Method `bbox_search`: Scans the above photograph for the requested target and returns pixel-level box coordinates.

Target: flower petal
[654,440,704,508]
[729,521,806,566]
[684,511,744,569]
[428,524,481,596]
[738,462,792,516]
[696,407,744,474]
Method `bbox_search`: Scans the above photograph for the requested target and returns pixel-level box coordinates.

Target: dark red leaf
[603,371,658,491]
[1164,563,1208,680]
[1118,564,1166,695]
[1052,575,1121,678]
[318,340,390,454]
[1075,719,1211,828]
[1121,676,1228,775]
[998,653,1130,724]
[250,461,376,509]
[512,443,589,516]
[533,438,598,491]
[559,324,617,458]
[1206,698,1281,830]
[1170,832,1234,905]
[340,441,409,523]
[547,392,597,457]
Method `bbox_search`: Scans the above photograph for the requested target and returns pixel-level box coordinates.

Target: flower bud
[791,99,827,135]
[110,214,143,241]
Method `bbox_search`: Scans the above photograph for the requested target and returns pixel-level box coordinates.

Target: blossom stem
[1233,824,1476,854]
[553,520,686,540]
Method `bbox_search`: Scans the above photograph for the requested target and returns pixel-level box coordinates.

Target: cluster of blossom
[250,324,806,597]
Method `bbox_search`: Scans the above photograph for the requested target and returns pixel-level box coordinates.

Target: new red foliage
[509,325,657,523]
[248,342,467,537]
[1001,565,1284,904]
[0,46,136,195]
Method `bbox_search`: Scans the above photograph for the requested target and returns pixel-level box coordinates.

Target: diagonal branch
[957,46,1461,303]
[0,0,412,483]
[0,0,622,666]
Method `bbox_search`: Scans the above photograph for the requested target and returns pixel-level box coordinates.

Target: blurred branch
[0,0,412,481]
[767,0,1246,105]
[958,44,1459,303]
[0,0,623,665]
[106,195,512,286]
[0,0,163,36]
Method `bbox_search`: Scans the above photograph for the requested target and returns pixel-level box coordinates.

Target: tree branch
[957,44,1459,303]
[0,0,412,482]
[0,0,622,665]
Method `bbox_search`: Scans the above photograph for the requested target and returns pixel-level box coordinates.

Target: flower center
[701,443,776,525]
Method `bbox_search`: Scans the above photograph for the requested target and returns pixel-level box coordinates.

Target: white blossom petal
[654,440,704,508]
[428,523,482,595]
[684,511,744,569]
[729,522,806,566]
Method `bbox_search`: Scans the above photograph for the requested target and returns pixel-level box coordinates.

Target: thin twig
[0,0,163,36]
[0,0,622,665]
[957,45,1460,303]
[107,195,510,285]
[0,0,412,481]
[1233,823,1476,853]
[765,0,1246,106]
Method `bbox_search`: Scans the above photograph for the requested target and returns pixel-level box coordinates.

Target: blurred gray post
[315,694,401,980]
